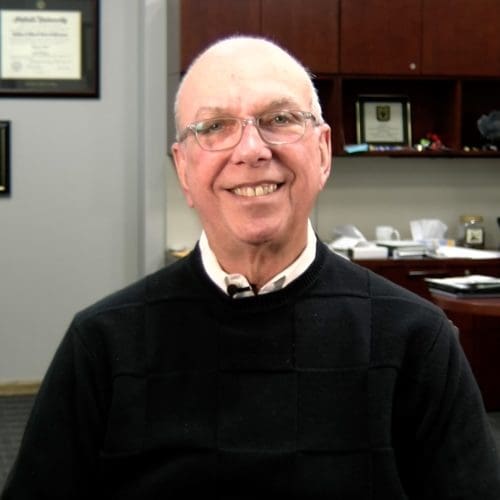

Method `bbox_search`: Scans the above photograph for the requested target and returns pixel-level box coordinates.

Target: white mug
[375,225,401,241]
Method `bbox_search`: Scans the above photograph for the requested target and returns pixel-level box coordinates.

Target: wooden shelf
[315,76,500,157]
[338,149,500,159]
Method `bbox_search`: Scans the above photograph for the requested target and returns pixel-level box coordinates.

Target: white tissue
[410,219,448,240]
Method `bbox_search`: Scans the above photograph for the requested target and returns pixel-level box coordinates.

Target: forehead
[178,42,311,122]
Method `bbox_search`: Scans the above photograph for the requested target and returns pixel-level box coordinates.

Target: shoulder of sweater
[322,249,457,370]
[73,248,209,325]
[324,247,436,304]
[320,245,446,329]
[73,242,443,326]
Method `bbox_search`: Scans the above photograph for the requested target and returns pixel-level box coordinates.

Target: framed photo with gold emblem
[0,121,10,196]
[356,95,411,146]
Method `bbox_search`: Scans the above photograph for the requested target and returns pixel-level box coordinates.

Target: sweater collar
[199,221,317,298]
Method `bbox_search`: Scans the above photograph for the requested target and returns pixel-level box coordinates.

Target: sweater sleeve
[393,316,500,499]
[1,319,109,500]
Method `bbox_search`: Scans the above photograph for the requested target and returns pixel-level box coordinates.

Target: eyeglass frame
[177,110,319,151]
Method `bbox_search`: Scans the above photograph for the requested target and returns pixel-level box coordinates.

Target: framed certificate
[356,95,412,146]
[0,121,10,196]
[0,0,99,97]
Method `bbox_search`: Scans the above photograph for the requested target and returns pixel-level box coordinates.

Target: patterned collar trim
[199,221,317,298]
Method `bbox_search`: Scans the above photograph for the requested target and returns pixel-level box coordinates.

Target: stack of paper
[430,246,500,259]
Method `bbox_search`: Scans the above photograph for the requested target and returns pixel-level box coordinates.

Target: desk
[356,257,500,301]
[430,292,500,411]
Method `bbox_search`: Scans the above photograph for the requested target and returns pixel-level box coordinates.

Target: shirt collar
[199,221,317,297]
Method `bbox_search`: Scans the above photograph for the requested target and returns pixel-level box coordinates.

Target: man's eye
[196,120,224,134]
[273,113,291,124]
[196,120,226,135]
[261,112,297,128]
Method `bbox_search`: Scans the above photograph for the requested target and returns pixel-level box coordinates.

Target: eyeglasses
[178,110,317,151]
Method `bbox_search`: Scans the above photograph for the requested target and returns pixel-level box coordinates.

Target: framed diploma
[356,95,412,146]
[0,121,10,196]
[0,0,98,97]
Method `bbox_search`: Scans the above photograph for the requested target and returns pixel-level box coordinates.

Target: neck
[208,234,308,291]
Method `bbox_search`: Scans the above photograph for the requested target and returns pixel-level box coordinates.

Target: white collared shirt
[199,220,317,297]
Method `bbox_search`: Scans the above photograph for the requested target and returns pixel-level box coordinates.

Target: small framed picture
[356,95,412,146]
[0,0,99,97]
[0,121,10,196]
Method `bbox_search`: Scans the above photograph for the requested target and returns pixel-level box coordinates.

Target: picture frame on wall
[0,0,99,97]
[356,94,412,146]
[0,121,10,196]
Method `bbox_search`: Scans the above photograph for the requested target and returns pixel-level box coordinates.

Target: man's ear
[318,124,332,189]
[171,142,194,207]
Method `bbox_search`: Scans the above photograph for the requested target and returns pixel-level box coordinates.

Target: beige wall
[0,0,168,382]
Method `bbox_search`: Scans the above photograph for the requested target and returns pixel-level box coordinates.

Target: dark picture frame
[0,0,99,97]
[0,121,10,196]
[356,94,412,146]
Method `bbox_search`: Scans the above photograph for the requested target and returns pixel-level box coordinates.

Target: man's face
[172,42,331,251]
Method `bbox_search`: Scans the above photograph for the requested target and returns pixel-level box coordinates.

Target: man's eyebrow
[192,98,302,120]
[265,98,301,110]
[194,107,226,119]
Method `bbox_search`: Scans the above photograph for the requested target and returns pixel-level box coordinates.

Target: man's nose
[231,120,272,165]
[238,119,268,148]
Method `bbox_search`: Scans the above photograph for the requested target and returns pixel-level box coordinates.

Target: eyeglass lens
[194,111,309,151]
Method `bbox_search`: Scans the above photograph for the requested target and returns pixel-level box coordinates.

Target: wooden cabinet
[340,0,421,75]
[340,0,500,78]
[355,258,500,301]
[429,293,500,411]
[180,0,500,157]
[335,0,500,155]
[422,0,500,77]
[180,0,339,74]
[261,0,339,74]
[180,0,260,71]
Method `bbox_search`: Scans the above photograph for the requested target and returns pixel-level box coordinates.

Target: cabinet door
[446,260,500,278]
[358,258,500,300]
[180,0,261,71]
[422,0,500,76]
[261,0,339,73]
[340,0,421,75]
[356,259,451,300]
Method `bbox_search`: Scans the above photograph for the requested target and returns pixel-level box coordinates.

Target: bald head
[174,36,323,139]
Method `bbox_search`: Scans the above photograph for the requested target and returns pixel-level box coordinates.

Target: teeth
[232,183,278,197]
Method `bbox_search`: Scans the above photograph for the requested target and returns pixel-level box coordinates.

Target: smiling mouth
[231,183,280,198]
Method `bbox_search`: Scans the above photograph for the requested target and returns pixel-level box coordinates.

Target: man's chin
[235,224,287,248]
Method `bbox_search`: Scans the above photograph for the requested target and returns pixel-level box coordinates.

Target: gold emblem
[376,105,391,122]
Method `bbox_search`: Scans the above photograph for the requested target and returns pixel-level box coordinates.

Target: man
[2,36,499,498]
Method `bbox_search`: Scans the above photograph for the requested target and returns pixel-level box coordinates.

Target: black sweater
[3,242,500,499]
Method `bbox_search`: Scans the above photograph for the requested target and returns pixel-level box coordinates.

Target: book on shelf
[425,274,500,298]
[375,240,427,258]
